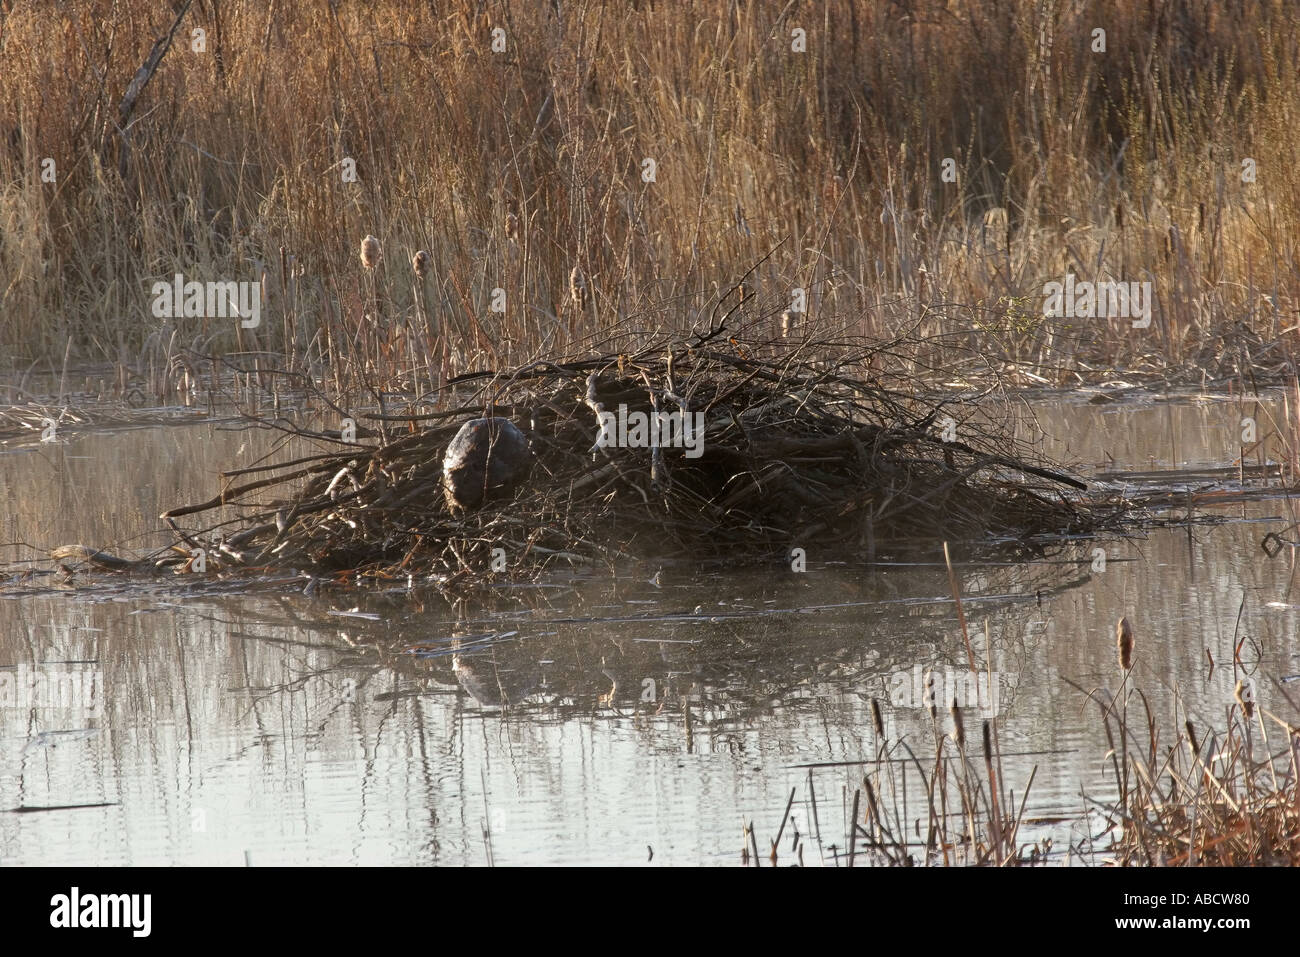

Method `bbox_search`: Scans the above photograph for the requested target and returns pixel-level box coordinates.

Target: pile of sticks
[161,330,1094,580]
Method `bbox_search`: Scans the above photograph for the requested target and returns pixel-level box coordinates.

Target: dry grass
[2,1,1299,396]
[745,697,1048,867]
[1081,671,1300,866]
[747,627,1300,867]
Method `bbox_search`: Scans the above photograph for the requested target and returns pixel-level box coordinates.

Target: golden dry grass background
[1,0,1298,386]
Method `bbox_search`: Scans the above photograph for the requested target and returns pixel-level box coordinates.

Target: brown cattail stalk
[950,697,965,747]
[412,249,431,280]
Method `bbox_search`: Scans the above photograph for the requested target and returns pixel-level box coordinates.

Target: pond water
[1,390,1298,865]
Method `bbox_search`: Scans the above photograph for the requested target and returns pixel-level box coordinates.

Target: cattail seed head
[412,249,431,280]
[1116,616,1134,671]
[505,211,520,241]
[924,668,937,719]
[950,697,965,746]
[360,234,381,269]
[871,697,884,737]
[1235,677,1255,719]
[781,309,794,338]
[569,265,586,307]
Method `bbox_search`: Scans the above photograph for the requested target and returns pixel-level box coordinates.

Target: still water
[1,392,1298,865]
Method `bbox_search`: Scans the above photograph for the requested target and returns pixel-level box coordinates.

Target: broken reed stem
[848,787,861,867]
[773,786,796,851]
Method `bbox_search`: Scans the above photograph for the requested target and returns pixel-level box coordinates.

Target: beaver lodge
[155,327,1101,583]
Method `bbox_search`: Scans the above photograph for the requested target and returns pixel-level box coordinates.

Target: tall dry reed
[2,1,1298,398]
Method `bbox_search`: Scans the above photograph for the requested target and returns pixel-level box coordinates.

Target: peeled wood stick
[50,545,139,570]
[583,373,610,456]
